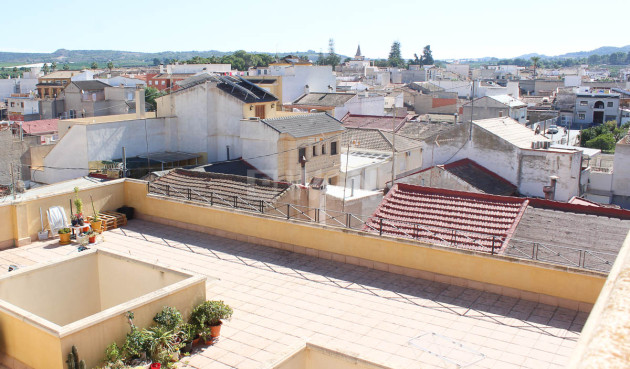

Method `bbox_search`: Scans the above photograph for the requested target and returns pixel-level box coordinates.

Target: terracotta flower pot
[150,363,161,369]
[210,322,222,338]
[88,235,96,243]
[192,337,200,346]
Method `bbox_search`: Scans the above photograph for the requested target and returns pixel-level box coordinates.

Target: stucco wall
[240,119,280,179]
[86,118,167,161]
[35,124,88,184]
[124,179,605,306]
[612,141,630,197]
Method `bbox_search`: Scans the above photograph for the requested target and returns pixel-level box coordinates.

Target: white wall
[240,119,280,179]
[422,123,580,200]
[167,64,231,74]
[431,81,472,98]
[270,65,336,104]
[35,125,89,184]
[344,95,385,117]
[612,142,630,197]
[86,118,167,161]
[171,83,245,162]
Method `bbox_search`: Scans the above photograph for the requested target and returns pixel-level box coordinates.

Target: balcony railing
[147,181,616,273]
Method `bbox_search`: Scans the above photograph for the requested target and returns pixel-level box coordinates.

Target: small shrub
[153,306,183,331]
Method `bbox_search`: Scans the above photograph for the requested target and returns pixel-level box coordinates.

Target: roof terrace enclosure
[0,249,206,369]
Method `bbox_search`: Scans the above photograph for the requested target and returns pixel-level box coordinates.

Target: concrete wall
[240,119,280,179]
[413,94,458,115]
[0,179,125,248]
[270,65,336,104]
[397,166,481,193]
[0,129,38,184]
[422,122,580,200]
[33,124,88,184]
[344,95,384,117]
[612,140,630,197]
[86,118,167,161]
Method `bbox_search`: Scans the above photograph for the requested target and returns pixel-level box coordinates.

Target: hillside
[0,49,342,66]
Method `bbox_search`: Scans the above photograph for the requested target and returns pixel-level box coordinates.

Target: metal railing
[147,181,617,273]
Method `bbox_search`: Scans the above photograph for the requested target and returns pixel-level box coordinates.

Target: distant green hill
[0,48,342,67]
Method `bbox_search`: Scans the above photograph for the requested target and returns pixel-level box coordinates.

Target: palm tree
[531,56,541,79]
[107,61,114,71]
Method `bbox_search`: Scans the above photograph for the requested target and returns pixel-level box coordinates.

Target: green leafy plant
[90,195,100,222]
[153,306,183,331]
[73,187,83,214]
[104,342,124,366]
[178,323,197,343]
[146,325,180,365]
[58,228,71,234]
[66,345,86,369]
[121,327,151,360]
[190,300,233,327]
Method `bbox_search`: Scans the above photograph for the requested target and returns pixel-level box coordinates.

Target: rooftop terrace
[0,219,587,369]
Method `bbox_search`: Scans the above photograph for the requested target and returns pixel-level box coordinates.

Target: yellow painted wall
[59,279,206,369]
[0,253,100,326]
[0,311,63,369]
[0,180,126,246]
[124,180,606,304]
[97,252,188,310]
[0,205,13,249]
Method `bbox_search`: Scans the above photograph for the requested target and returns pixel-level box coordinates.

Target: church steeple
[355,44,362,58]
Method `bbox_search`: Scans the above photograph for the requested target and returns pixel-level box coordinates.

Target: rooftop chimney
[135,89,146,118]
[543,176,559,200]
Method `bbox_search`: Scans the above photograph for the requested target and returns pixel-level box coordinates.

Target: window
[161,81,165,85]
[298,147,306,163]
[580,101,588,106]
[578,113,586,120]
[20,102,24,108]
[149,81,153,85]
[10,102,14,107]
[321,144,326,155]
[607,102,614,107]
[62,81,67,85]
[331,142,338,155]
[255,105,265,119]
[312,146,317,156]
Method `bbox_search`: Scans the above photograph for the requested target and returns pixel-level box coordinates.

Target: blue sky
[4,0,628,60]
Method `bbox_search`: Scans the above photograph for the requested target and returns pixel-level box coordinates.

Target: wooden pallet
[100,211,128,227]
[86,211,127,231]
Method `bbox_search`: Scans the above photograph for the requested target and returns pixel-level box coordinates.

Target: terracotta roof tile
[364,184,528,252]
[17,119,58,135]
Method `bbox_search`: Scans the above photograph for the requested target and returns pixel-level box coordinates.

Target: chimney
[304,84,310,94]
[135,88,146,118]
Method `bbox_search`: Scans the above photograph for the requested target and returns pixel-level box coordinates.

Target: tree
[62,63,70,70]
[587,54,600,66]
[51,62,57,71]
[325,38,341,66]
[421,45,434,65]
[144,87,166,111]
[107,61,114,71]
[90,62,98,70]
[388,41,404,68]
[530,56,540,79]
[42,63,50,75]
[581,121,629,153]
[316,51,325,66]
[153,58,161,66]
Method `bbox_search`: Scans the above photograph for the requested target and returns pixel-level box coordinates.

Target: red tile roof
[364,184,528,253]
[17,119,58,135]
[341,114,407,132]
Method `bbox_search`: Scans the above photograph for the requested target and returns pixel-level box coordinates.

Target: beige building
[242,113,344,184]
[36,70,82,98]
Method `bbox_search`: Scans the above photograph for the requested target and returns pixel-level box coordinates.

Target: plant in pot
[87,231,96,244]
[71,214,78,227]
[89,195,102,234]
[153,306,183,332]
[58,228,71,245]
[147,325,181,365]
[190,300,233,343]
[178,323,196,353]
[73,187,83,219]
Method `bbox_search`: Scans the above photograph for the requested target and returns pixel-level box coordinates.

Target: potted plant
[71,214,79,227]
[153,306,183,332]
[178,323,196,353]
[58,228,71,245]
[147,325,180,365]
[87,231,96,244]
[190,300,233,341]
[199,326,214,345]
[73,187,83,219]
[90,195,102,233]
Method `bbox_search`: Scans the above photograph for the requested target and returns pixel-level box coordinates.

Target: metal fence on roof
[147,181,616,273]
